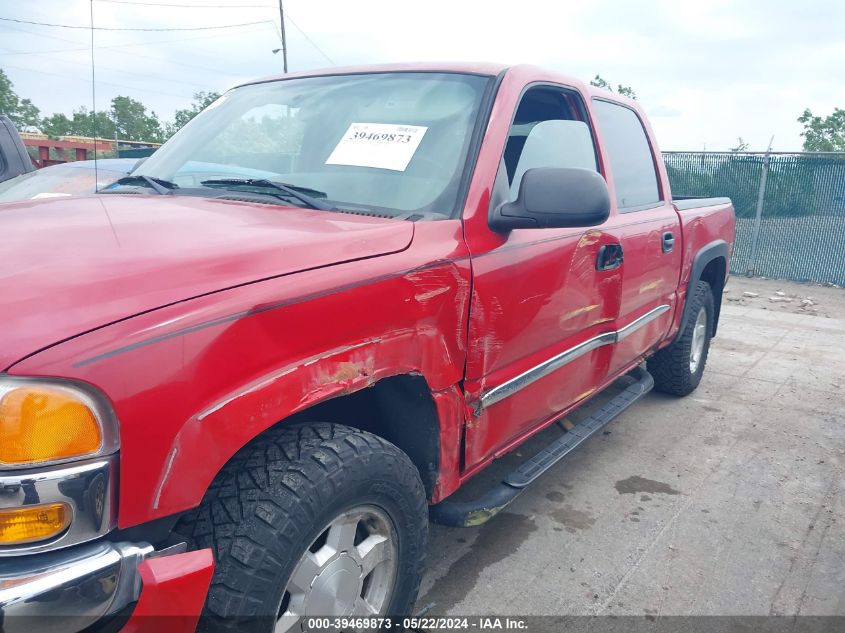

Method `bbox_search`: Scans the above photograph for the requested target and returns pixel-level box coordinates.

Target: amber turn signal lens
[0,387,102,466]
[0,503,72,545]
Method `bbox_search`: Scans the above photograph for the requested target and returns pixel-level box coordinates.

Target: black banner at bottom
[2,615,845,633]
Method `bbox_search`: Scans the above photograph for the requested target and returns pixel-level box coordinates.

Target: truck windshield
[131,72,490,217]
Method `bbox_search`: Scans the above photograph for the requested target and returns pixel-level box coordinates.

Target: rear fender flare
[676,239,728,341]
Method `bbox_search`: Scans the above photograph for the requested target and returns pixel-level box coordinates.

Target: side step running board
[429,366,654,527]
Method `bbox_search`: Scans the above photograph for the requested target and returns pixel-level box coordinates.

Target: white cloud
[1,0,843,150]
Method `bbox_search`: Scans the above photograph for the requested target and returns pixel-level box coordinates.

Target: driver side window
[496,86,599,203]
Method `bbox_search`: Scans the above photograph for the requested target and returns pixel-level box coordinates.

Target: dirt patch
[615,476,680,496]
[723,276,845,318]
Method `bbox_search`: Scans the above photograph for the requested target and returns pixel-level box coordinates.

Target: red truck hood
[1,195,413,370]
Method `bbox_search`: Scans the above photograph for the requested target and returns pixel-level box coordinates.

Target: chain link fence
[662,151,845,286]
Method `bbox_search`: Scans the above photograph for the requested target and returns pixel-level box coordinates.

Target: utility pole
[278,0,288,73]
[113,105,119,158]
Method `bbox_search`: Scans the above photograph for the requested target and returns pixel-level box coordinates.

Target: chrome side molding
[478,304,670,411]
[616,305,670,341]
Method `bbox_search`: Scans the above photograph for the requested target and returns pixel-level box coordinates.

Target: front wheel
[648,280,714,396]
[177,423,429,632]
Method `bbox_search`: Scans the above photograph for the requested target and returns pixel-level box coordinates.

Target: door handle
[662,232,675,253]
[596,243,624,271]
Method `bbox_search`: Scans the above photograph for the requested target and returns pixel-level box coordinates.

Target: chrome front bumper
[0,539,154,633]
[0,456,119,557]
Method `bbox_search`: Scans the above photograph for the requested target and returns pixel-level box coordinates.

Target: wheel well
[699,256,726,336]
[284,374,441,498]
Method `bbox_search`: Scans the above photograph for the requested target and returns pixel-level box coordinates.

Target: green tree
[41,112,73,137]
[798,108,845,151]
[43,98,161,142]
[41,96,163,142]
[51,106,115,138]
[111,95,163,142]
[0,68,41,128]
[590,74,637,100]
[0,68,20,118]
[2,67,167,143]
[16,98,41,127]
[166,91,221,137]
[78,106,115,138]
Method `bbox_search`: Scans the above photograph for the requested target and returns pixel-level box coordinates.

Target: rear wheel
[177,423,428,632]
[648,280,714,396]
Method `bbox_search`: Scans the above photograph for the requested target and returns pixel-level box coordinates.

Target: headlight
[0,377,119,469]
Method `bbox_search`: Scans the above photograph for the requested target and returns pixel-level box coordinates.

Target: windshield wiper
[106,175,178,195]
[200,178,335,211]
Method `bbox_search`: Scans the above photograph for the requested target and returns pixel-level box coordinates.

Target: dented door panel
[462,228,622,467]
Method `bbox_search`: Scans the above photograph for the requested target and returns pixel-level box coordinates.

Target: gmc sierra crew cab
[0,63,735,632]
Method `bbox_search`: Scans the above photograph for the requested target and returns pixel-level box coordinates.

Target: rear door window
[593,100,660,210]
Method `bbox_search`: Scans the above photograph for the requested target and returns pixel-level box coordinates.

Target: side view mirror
[489,167,610,231]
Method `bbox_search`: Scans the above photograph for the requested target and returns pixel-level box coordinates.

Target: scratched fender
[9,221,472,527]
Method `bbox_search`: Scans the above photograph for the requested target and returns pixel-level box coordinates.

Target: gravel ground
[416,277,845,620]
[723,276,845,319]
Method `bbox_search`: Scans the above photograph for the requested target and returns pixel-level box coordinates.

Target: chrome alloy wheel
[689,307,707,374]
[275,505,398,632]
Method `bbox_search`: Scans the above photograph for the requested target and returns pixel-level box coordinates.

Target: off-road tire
[176,423,428,632]
[648,280,714,396]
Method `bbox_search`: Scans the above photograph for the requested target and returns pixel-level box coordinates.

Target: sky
[1,0,843,151]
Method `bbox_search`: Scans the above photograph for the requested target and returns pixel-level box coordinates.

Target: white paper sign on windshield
[325,123,428,171]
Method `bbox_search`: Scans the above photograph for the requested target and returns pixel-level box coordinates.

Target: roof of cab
[234,62,637,107]
[230,61,645,125]
[236,61,510,89]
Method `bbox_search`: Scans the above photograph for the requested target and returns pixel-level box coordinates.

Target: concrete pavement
[417,278,845,617]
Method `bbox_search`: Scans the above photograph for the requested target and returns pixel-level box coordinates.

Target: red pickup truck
[0,63,734,632]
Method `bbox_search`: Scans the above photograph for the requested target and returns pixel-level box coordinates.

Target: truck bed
[673,196,732,210]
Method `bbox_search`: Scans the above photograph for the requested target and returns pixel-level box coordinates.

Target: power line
[0,46,226,91]
[1,61,193,100]
[1,9,335,68]
[0,21,272,76]
[0,16,274,104]
[0,16,273,31]
[0,25,273,78]
[1,19,227,97]
[0,21,275,63]
[0,6,336,104]
[95,0,275,7]
[285,11,334,65]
